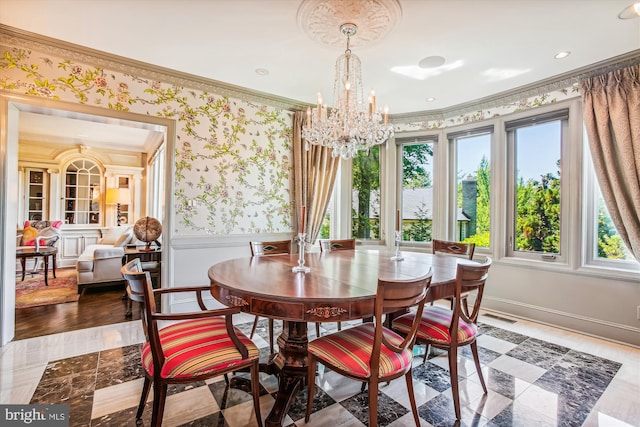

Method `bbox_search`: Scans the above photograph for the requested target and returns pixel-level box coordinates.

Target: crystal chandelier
[302,23,394,159]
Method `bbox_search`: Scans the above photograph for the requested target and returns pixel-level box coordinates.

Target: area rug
[15,269,79,309]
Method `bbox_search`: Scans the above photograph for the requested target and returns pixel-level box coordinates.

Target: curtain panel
[581,64,640,261]
[292,111,340,245]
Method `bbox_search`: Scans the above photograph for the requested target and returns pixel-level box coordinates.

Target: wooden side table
[123,247,161,317]
[16,246,57,286]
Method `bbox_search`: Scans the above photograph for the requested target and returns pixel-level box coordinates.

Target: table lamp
[106,188,131,226]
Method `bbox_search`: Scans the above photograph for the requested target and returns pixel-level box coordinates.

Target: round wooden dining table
[208,249,468,427]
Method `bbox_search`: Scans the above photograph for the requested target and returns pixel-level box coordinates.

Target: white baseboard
[482,296,640,348]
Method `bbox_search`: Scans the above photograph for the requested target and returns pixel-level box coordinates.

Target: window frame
[350,143,386,244]
[504,108,571,263]
[395,133,439,247]
[343,98,637,278]
[148,144,165,220]
[446,125,494,248]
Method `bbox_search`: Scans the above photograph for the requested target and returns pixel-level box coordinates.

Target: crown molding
[0,24,309,112]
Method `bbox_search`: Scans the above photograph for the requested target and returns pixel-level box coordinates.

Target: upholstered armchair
[76,226,134,293]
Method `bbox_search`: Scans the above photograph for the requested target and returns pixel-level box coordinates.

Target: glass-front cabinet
[64,159,101,225]
[26,168,47,221]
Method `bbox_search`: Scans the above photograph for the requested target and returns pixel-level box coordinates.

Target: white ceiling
[18,109,165,152]
[2,0,639,145]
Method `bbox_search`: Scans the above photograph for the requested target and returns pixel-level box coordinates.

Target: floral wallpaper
[394,87,581,133]
[0,46,293,235]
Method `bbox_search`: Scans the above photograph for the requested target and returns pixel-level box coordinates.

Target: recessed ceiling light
[554,51,571,59]
[255,68,269,76]
[418,56,446,69]
[425,97,436,102]
[618,2,640,19]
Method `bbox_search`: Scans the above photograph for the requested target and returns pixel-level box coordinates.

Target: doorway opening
[1,93,175,344]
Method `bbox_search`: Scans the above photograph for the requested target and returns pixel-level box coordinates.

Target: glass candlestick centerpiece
[292,232,311,273]
[390,230,404,261]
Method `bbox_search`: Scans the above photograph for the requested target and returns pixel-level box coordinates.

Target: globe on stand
[133,216,162,251]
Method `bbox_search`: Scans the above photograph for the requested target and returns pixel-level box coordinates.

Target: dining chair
[391,257,492,421]
[121,259,263,427]
[316,238,356,336]
[249,239,292,354]
[305,270,432,427]
[319,238,356,252]
[431,239,475,310]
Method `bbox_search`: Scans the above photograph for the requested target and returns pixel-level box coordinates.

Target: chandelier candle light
[302,23,394,159]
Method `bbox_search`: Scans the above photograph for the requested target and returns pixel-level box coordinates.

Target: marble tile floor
[1,311,638,427]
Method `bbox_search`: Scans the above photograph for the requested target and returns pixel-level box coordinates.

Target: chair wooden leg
[151,381,167,427]
[368,380,379,427]
[250,316,260,339]
[251,360,264,427]
[448,346,461,420]
[405,369,421,426]
[268,318,275,354]
[422,343,431,365]
[315,322,321,337]
[337,321,342,331]
[305,356,318,423]
[471,341,487,393]
[136,377,152,420]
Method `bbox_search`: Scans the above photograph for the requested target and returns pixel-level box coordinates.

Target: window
[148,145,165,220]
[397,136,436,243]
[584,136,636,269]
[64,159,101,225]
[506,110,568,260]
[594,194,634,261]
[448,127,492,247]
[352,146,381,240]
[318,190,333,241]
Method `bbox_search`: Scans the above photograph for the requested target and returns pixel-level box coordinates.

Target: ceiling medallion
[297,0,402,48]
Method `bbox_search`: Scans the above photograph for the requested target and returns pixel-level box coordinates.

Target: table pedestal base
[264,320,309,427]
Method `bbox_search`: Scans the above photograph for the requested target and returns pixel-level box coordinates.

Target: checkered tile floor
[24,315,635,427]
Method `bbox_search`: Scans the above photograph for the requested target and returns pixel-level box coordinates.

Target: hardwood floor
[14,282,141,341]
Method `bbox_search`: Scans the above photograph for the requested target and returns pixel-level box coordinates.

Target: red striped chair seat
[308,323,413,378]
[142,317,259,379]
[392,305,477,346]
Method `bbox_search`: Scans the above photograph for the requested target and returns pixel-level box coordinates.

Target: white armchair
[76,226,134,293]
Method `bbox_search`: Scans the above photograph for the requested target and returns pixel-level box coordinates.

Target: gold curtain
[581,64,640,261]
[292,111,340,244]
